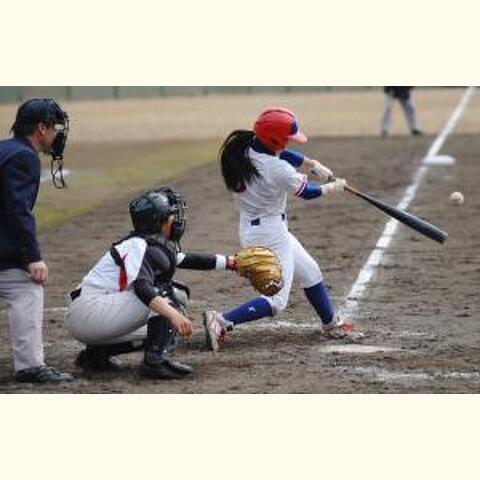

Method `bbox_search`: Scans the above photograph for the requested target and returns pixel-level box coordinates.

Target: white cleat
[322,317,363,340]
[203,311,234,354]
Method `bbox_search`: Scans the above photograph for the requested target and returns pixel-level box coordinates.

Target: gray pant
[381,93,418,133]
[0,269,45,371]
[66,288,150,346]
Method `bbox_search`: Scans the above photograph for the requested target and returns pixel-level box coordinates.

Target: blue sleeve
[280,149,305,168]
[2,152,42,263]
[297,182,323,200]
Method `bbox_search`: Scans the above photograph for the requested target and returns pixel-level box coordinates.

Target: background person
[381,86,423,137]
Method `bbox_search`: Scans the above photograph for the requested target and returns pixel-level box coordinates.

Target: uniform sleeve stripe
[295,177,308,196]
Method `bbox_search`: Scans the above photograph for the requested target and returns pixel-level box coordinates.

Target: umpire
[0,98,73,383]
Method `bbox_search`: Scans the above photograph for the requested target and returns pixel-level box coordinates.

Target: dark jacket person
[0,98,73,383]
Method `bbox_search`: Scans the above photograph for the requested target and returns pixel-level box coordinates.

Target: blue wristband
[297,182,323,200]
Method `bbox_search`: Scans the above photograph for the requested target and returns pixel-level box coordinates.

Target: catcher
[65,187,280,380]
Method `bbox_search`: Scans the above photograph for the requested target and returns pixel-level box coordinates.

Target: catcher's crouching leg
[141,315,193,380]
[75,341,145,372]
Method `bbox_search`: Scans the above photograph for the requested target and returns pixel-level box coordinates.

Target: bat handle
[327,175,359,196]
[345,184,359,195]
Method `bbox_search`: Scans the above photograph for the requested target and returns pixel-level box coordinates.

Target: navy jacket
[0,137,41,270]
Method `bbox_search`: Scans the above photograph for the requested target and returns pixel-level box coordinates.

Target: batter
[204,107,358,353]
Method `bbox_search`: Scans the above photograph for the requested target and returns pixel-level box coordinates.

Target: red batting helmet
[254,107,307,152]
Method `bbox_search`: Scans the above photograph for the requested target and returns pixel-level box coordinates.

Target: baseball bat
[345,184,448,244]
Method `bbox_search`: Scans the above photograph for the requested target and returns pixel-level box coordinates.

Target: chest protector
[110,233,177,292]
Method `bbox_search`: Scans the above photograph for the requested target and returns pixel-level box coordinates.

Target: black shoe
[141,351,193,380]
[16,366,74,384]
[75,348,121,372]
[411,129,424,136]
[164,358,194,375]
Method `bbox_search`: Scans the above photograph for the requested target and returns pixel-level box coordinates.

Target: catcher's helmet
[129,188,187,242]
[254,107,307,152]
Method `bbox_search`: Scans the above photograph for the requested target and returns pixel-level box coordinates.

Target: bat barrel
[345,184,448,244]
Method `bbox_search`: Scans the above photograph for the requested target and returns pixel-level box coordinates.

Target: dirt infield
[1,131,478,393]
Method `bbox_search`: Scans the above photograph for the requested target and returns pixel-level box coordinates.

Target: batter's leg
[203,243,294,352]
[290,234,335,325]
[221,242,294,325]
[203,222,296,351]
[218,222,295,325]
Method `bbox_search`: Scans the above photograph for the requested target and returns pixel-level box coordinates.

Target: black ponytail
[219,130,259,193]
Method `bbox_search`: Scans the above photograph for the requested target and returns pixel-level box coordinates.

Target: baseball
[449,191,465,205]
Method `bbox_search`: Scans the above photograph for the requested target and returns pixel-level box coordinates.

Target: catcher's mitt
[234,246,283,296]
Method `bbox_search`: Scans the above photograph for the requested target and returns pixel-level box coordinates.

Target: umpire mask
[48,103,70,189]
[12,98,70,189]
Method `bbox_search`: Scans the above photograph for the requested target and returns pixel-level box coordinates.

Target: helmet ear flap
[267,135,283,150]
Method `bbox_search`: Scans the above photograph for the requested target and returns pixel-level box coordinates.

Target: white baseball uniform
[235,147,324,314]
[66,236,230,345]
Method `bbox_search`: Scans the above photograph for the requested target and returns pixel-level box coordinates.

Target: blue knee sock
[304,282,335,325]
[223,297,273,325]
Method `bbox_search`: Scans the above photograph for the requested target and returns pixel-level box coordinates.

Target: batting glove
[322,178,347,196]
[309,160,334,183]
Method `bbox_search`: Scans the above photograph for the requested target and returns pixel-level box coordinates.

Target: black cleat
[141,315,193,380]
[16,366,74,384]
[164,358,193,375]
[141,351,193,380]
[411,129,424,136]
[75,348,120,372]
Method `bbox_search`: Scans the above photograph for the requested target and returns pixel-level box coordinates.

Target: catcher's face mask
[168,190,187,243]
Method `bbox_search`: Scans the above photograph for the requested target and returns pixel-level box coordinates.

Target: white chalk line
[315,344,400,354]
[352,366,480,384]
[339,86,476,320]
[246,320,319,331]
